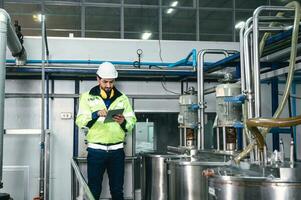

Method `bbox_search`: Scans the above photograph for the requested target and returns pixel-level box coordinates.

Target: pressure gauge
[137,49,143,55]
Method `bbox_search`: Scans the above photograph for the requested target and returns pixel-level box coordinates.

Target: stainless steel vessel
[140,152,185,200]
[208,164,301,200]
[167,155,228,200]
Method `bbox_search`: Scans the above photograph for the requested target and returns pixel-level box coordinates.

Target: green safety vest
[76,86,136,144]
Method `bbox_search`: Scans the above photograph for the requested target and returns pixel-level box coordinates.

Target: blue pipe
[192,48,197,67]
[7,49,199,68]
[168,49,197,68]
[270,128,292,134]
[7,59,180,66]
[237,128,243,150]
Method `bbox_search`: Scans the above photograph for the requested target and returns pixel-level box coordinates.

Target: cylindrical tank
[215,83,242,127]
[178,92,198,128]
[140,152,186,200]
[167,156,227,200]
[208,165,301,200]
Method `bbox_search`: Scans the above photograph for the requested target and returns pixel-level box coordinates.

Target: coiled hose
[234,1,301,163]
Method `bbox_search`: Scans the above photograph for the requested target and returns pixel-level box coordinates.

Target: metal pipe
[71,159,95,200]
[258,26,289,31]
[263,145,267,165]
[0,9,27,188]
[240,20,255,151]
[44,130,50,200]
[204,86,216,95]
[243,26,254,118]
[290,139,295,166]
[197,49,228,150]
[239,25,246,92]
[253,6,295,118]
[0,10,7,188]
[39,14,46,199]
[280,138,284,162]
[261,43,301,62]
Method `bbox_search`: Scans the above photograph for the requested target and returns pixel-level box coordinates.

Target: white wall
[7,36,239,62]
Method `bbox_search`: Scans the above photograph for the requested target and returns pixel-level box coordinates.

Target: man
[76,62,136,200]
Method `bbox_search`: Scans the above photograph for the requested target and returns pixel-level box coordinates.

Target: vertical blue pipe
[192,48,197,68]
[73,80,80,157]
[271,78,279,151]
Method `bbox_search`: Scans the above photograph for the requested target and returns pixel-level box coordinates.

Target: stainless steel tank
[140,152,186,200]
[167,155,228,200]
[208,164,301,200]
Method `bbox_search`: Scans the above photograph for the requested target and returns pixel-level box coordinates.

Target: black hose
[44,22,49,57]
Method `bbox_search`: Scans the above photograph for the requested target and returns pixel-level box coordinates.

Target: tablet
[104,108,125,123]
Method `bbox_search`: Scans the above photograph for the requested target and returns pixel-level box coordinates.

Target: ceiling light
[33,14,44,22]
[166,8,174,14]
[170,1,178,7]
[235,21,245,29]
[141,32,152,40]
[166,1,178,14]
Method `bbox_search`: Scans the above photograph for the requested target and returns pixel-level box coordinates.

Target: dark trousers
[87,148,125,200]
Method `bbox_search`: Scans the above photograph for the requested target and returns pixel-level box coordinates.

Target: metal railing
[71,158,95,200]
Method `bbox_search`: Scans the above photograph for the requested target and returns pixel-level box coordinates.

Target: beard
[104,87,112,92]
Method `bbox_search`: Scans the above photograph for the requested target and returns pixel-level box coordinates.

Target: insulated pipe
[253,6,295,117]
[197,49,228,150]
[0,9,26,65]
[0,9,27,188]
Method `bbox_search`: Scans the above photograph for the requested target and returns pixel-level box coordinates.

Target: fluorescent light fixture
[33,14,44,22]
[141,32,152,40]
[235,21,245,29]
[166,1,178,14]
[166,8,174,14]
[171,1,178,7]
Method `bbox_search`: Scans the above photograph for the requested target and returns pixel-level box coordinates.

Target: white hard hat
[96,62,118,79]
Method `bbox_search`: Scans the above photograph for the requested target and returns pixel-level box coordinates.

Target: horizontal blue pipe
[204,53,240,72]
[7,59,179,66]
[270,128,292,134]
